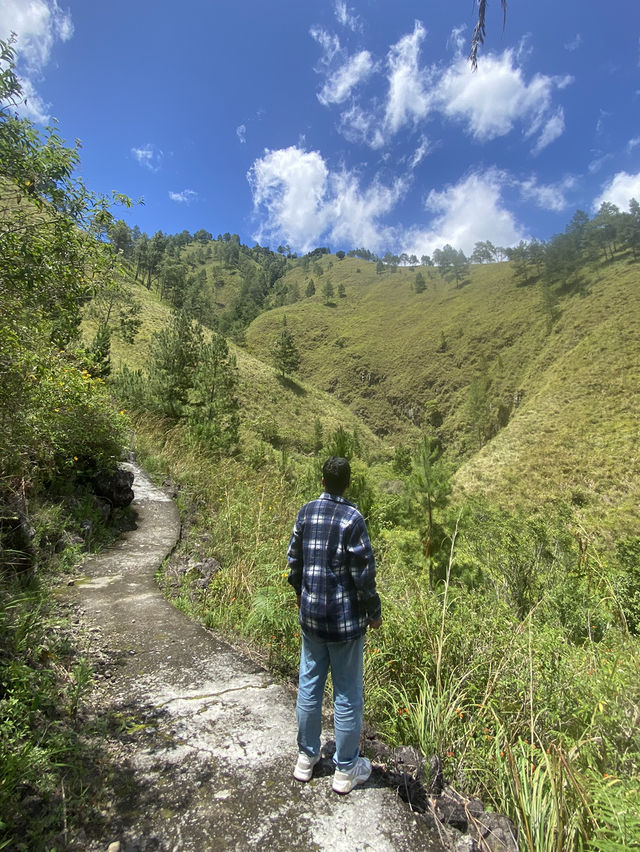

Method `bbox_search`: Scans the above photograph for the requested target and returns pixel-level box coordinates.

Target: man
[287,456,382,794]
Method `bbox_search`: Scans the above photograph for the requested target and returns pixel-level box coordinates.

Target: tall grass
[139,416,640,851]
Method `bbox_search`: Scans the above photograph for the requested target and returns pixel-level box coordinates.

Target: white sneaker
[332,756,371,794]
[293,752,320,782]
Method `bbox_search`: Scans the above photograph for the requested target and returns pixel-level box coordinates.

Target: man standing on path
[287,456,382,794]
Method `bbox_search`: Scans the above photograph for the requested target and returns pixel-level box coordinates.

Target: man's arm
[287,512,304,597]
[347,516,382,625]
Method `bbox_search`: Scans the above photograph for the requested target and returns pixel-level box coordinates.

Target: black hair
[322,456,351,494]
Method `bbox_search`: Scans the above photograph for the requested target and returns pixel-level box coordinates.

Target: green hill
[83,270,385,461]
[244,253,640,539]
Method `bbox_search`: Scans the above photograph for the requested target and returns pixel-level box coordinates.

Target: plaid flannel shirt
[287,492,381,641]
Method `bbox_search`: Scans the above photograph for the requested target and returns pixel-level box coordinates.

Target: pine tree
[271,316,301,379]
[322,279,335,304]
[407,435,452,591]
[89,323,111,378]
[147,311,203,419]
[188,334,240,454]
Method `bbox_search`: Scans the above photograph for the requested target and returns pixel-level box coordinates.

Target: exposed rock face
[364,735,519,852]
[0,513,35,572]
[93,468,135,509]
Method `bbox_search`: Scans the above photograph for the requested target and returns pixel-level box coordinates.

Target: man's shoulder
[326,494,366,527]
[298,494,360,516]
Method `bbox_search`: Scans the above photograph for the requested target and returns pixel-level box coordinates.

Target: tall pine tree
[271,315,301,379]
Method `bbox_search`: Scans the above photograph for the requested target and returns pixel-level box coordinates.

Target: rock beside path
[70,464,446,852]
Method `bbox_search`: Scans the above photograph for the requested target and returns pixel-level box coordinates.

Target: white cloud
[328,22,571,153]
[169,189,198,204]
[334,1,360,32]
[339,103,386,149]
[384,20,433,135]
[447,25,467,54]
[249,147,331,251]
[318,50,375,106]
[236,124,247,143]
[627,137,640,152]
[327,170,404,250]
[13,75,49,123]
[0,0,73,122]
[310,25,341,66]
[131,144,163,171]
[0,0,73,70]
[588,152,613,174]
[248,145,402,253]
[564,34,582,52]
[403,169,527,257]
[531,107,565,154]
[434,50,572,150]
[519,175,576,211]
[408,135,432,170]
[593,171,640,211]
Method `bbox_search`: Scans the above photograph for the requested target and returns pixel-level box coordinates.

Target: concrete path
[72,464,445,851]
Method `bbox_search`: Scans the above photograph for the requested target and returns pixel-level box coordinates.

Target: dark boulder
[93,468,135,509]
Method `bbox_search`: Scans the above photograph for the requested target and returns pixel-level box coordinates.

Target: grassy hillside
[456,258,640,539]
[244,253,640,539]
[83,272,385,461]
[245,256,544,439]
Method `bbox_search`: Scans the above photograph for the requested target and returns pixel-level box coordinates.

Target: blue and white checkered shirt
[287,492,381,641]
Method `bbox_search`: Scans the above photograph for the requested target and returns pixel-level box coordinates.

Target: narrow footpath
[70,464,445,852]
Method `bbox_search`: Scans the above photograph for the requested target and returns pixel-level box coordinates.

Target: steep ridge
[244,255,640,538]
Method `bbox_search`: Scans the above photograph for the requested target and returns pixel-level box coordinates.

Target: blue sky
[2,0,639,257]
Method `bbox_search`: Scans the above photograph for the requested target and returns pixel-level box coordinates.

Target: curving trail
[72,463,444,851]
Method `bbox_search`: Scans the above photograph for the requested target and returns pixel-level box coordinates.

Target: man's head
[322,456,351,495]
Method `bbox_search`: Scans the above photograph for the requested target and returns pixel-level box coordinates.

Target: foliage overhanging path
[72,464,444,851]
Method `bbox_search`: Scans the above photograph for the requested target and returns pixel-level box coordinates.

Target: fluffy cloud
[434,50,572,150]
[169,189,198,204]
[0,0,72,70]
[403,169,527,257]
[318,50,375,106]
[335,21,434,146]
[519,175,576,211]
[384,21,433,135]
[131,144,163,171]
[12,75,49,123]
[326,170,404,249]
[334,1,360,32]
[593,171,640,211]
[249,147,331,251]
[248,145,402,253]
[310,25,341,67]
[318,20,571,155]
[338,103,386,149]
[248,148,532,257]
[531,107,565,154]
[0,0,73,122]
[236,124,247,143]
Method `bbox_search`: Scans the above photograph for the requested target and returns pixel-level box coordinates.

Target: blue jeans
[296,630,365,770]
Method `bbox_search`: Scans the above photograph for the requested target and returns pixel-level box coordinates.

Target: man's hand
[369,617,382,630]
